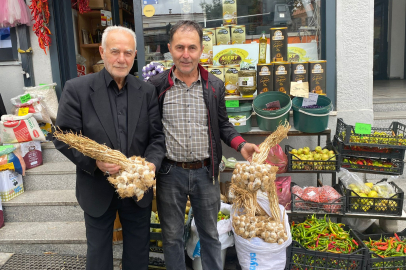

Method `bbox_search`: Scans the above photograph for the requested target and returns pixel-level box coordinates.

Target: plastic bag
[319,185,342,213]
[232,195,291,270]
[275,176,291,210]
[373,181,396,198]
[265,144,287,174]
[23,83,59,121]
[339,168,371,194]
[0,114,46,143]
[0,150,26,175]
[301,186,320,203]
[186,202,234,260]
[11,94,52,124]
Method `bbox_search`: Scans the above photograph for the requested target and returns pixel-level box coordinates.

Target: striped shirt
[162,70,210,162]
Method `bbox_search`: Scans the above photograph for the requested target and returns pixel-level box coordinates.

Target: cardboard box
[0,170,24,202]
[89,0,105,9]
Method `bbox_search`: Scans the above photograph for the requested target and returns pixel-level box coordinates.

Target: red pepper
[292,221,295,227]
[352,239,358,246]
[396,244,402,252]
[304,225,311,228]
[356,161,363,165]
[349,246,352,253]
[377,246,388,251]
[395,233,401,242]
[316,235,320,247]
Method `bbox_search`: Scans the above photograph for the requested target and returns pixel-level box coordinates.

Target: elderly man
[54,26,165,270]
[148,20,260,270]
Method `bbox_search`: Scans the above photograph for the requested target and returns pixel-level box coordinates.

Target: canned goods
[273,61,291,95]
[309,60,326,95]
[270,27,288,62]
[216,27,231,45]
[257,63,273,94]
[238,69,256,97]
[208,65,225,81]
[224,64,240,96]
[231,25,246,44]
[291,62,308,82]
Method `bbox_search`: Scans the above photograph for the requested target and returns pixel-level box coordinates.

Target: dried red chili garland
[29,0,51,54]
[71,0,91,14]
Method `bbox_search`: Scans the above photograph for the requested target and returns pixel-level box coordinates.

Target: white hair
[101,26,137,50]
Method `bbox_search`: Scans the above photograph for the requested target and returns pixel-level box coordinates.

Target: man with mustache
[54,26,165,270]
[148,20,259,270]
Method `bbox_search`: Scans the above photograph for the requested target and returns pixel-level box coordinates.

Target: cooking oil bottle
[258,31,267,64]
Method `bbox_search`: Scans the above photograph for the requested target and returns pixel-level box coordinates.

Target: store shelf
[242,126,331,136]
[225,95,256,101]
[80,43,101,48]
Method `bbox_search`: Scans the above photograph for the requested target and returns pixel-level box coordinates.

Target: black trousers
[84,192,152,270]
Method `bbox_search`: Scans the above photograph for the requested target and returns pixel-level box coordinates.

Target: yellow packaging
[231,25,246,44]
[204,28,216,44]
[208,65,225,81]
[201,31,214,64]
[164,60,174,68]
[222,0,237,25]
[224,64,240,95]
[216,27,231,45]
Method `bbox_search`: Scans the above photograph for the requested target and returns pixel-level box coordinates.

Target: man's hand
[96,160,121,175]
[240,143,260,163]
[148,163,156,173]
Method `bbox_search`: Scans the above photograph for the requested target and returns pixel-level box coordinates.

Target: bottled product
[258,31,267,64]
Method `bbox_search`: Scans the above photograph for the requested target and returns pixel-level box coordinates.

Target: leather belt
[165,158,210,170]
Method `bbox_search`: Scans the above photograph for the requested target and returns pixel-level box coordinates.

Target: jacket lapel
[90,70,118,149]
[127,76,144,154]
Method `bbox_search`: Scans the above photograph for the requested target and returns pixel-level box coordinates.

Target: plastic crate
[335,118,406,149]
[286,144,340,173]
[333,135,405,160]
[340,156,404,175]
[286,225,366,270]
[339,179,404,216]
[290,183,345,215]
[357,229,406,270]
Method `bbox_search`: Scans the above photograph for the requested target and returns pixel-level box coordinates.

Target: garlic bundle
[231,163,278,193]
[107,156,155,201]
[232,214,288,245]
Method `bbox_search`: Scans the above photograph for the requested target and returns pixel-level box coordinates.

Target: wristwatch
[237,141,247,152]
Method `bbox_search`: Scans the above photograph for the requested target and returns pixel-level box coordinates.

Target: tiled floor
[374,79,406,102]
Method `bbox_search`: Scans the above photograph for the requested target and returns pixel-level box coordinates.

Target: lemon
[368,190,378,198]
[365,183,374,189]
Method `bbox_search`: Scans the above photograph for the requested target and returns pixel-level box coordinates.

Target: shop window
[0,27,18,62]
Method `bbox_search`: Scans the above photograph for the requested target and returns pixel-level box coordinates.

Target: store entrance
[373,0,406,100]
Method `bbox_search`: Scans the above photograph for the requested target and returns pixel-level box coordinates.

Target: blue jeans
[156,160,222,270]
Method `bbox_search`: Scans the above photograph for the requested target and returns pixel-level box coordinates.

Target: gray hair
[101,26,137,50]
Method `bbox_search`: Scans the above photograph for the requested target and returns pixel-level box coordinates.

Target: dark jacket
[148,64,244,180]
[54,69,165,217]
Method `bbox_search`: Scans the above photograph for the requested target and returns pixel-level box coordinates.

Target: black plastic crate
[339,179,404,216]
[333,135,405,160]
[340,156,404,175]
[357,229,406,270]
[286,144,340,173]
[336,118,406,149]
[286,225,366,270]
[290,183,345,215]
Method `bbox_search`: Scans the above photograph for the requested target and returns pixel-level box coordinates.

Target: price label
[225,100,239,108]
[20,93,31,104]
[18,107,29,116]
[355,123,372,135]
[290,82,309,98]
[266,100,281,109]
[302,93,319,107]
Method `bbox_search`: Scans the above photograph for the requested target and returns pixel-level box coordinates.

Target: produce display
[232,214,288,244]
[231,163,278,193]
[287,145,338,171]
[341,157,402,174]
[291,215,360,254]
[363,233,406,258]
[291,185,343,214]
[218,211,230,222]
[341,130,406,146]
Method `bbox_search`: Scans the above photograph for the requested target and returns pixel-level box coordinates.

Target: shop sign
[288,43,318,62]
[213,44,260,68]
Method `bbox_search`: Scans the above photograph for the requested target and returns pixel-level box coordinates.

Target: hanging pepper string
[29,0,51,54]
[77,0,91,14]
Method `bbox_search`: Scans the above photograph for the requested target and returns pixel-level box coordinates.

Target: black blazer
[53,69,165,218]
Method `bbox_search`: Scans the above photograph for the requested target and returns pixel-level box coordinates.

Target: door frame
[374,0,389,80]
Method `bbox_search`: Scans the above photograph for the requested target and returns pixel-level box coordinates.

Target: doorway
[373,0,389,80]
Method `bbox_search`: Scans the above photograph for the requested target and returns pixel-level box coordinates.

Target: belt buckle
[182,162,188,169]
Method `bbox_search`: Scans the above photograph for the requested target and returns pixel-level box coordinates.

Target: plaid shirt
[162,70,210,162]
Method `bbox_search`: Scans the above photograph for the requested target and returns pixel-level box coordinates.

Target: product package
[0,170,24,202]
[0,114,46,144]
[11,141,43,170]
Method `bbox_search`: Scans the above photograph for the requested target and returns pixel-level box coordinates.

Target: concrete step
[373,98,406,112]
[23,161,76,191]
[41,142,71,163]
[2,190,83,222]
[373,111,406,128]
[0,222,123,258]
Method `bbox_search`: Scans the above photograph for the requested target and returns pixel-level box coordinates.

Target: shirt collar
[171,66,201,85]
[103,68,128,90]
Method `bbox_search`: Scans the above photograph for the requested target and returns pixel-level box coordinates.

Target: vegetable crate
[285,144,340,173]
[357,229,406,270]
[290,183,345,215]
[335,118,406,149]
[286,229,366,270]
[340,156,404,175]
[339,179,404,216]
[333,135,405,160]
